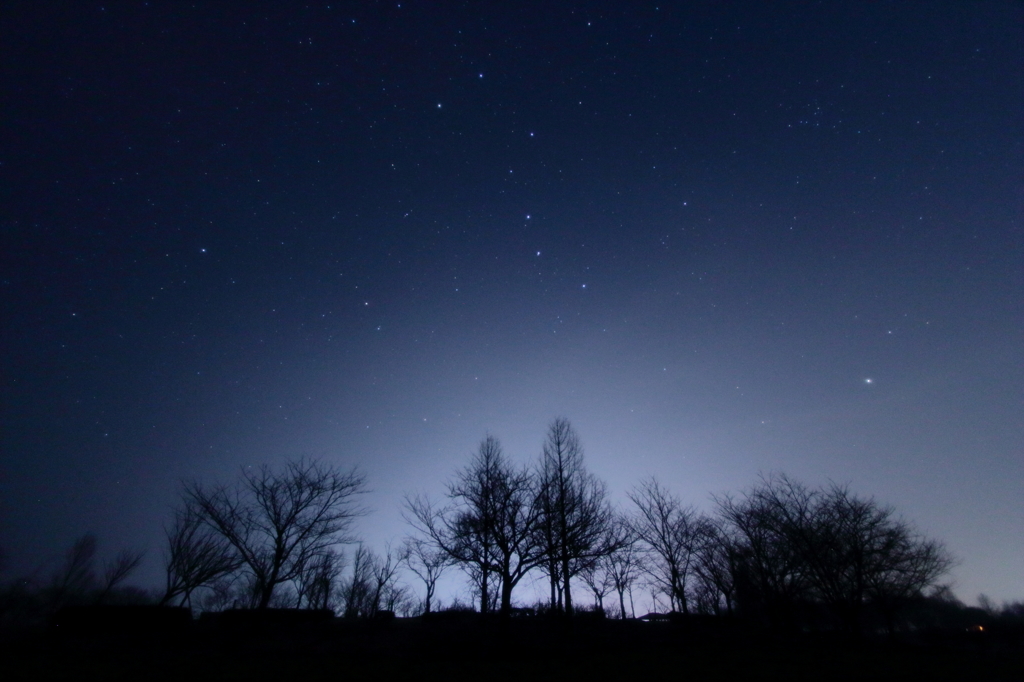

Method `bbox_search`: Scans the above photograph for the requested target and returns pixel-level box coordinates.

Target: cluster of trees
[159,458,377,612]
[0,418,970,637]
[0,534,148,627]
[403,419,955,636]
[405,419,620,618]
[625,474,955,634]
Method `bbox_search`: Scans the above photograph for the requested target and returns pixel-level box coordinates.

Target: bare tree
[402,537,451,615]
[717,473,953,633]
[184,458,367,609]
[607,517,643,619]
[96,548,145,604]
[341,543,375,618]
[405,435,546,617]
[715,475,811,625]
[691,515,739,615]
[161,503,239,608]
[537,418,616,615]
[50,534,98,608]
[337,543,405,618]
[295,549,345,610]
[369,543,403,616]
[814,483,953,633]
[47,534,146,609]
[578,555,614,613]
[628,478,701,614]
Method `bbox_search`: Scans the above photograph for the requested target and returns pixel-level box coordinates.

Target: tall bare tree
[49,534,98,609]
[160,503,239,608]
[715,477,809,625]
[537,418,616,615]
[295,548,344,610]
[691,515,738,615]
[402,537,451,615]
[607,516,643,619]
[184,458,367,609]
[628,478,701,614]
[369,543,403,616]
[405,435,545,617]
[341,543,375,618]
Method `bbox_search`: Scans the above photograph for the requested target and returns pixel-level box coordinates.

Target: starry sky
[1,2,1021,606]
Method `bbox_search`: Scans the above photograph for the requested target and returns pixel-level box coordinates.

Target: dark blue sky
[2,1,1021,606]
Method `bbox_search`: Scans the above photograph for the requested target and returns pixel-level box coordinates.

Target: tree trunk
[561,555,573,615]
[479,565,489,614]
[500,576,514,617]
[549,564,558,610]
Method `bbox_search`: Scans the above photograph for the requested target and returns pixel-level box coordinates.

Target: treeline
[2,418,1019,638]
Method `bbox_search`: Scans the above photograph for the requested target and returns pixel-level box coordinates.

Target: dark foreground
[3,613,1022,680]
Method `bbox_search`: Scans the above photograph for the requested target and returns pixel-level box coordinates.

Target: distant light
[864,378,873,384]
[437,103,442,108]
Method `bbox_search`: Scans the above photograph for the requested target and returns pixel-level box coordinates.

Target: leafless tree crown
[183,458,367,609]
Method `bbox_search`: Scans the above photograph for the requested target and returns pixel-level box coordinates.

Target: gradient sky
[2,1,1021,607]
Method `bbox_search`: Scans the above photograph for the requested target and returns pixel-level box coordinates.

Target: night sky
[2,2,1021,607]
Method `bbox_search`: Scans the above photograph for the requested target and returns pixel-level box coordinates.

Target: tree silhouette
[160,502,239,608]
[537,418,616,615]
[691,515,738,615]
[606,515,643,619]
[717,473,953,633]
[405,435,545,617]
[369,543,403,617]
[341,544,375,618]
[628,478,701,614]
[50,534,98,608]
[578,553,614,613]
[402,537,451,615]
[46,534,145,610]
[96,548,145,604]
[184,458,367,609]
[295,548,344,610]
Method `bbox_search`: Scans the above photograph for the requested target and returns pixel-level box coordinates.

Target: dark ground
[3,614,1022,680]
